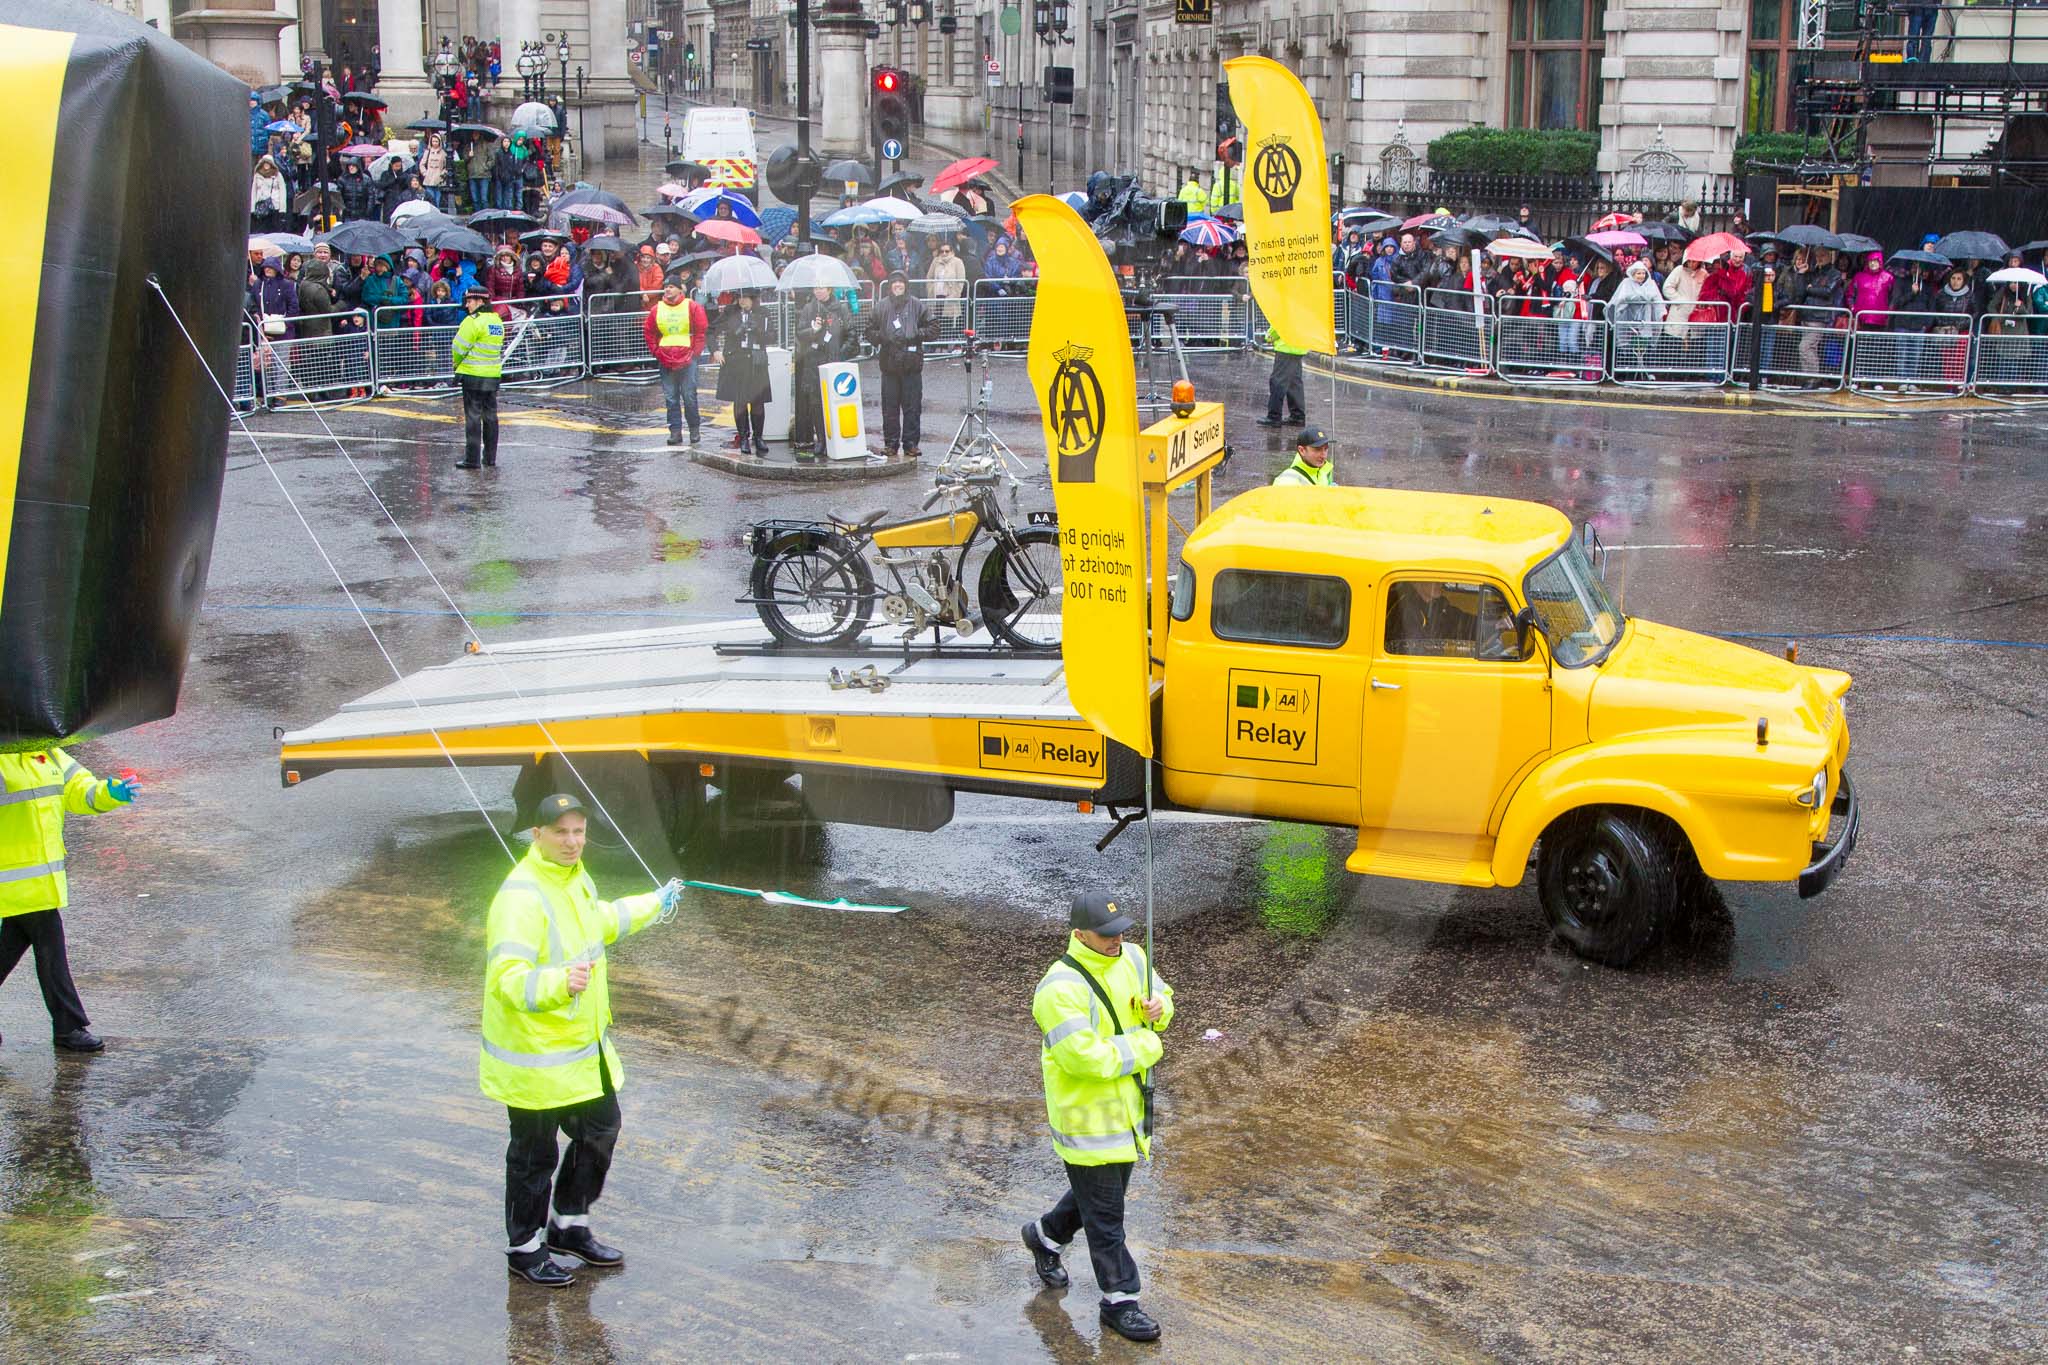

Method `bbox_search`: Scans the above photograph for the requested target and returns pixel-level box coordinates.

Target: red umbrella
[695,219,762,246]
[1589,211,1641,233]
[1682,231,1749,263]
[931,156,999,194]
[1402,211,1455,231]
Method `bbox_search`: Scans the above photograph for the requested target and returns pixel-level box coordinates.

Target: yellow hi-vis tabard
[1034,932,1174,1165]
[479,843,664,1110]
[1273,455,1336,487]
[452,308,504,378]
[655,300,693,348]
[0,750,120,917]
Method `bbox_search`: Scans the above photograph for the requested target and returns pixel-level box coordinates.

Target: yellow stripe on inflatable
[0,25,75,611]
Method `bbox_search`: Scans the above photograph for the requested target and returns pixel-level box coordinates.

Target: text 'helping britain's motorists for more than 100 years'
[1064,526,1136,605]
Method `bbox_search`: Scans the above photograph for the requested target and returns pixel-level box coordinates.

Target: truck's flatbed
[279,620,1142,804]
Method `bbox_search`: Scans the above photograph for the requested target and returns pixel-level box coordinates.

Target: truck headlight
[1793,770,1827,809]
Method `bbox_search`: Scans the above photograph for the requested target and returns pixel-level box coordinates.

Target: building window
[1505,0,1605,131]
[1747,0,1858,132]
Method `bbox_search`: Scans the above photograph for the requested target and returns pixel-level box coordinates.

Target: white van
[681,107,759,192]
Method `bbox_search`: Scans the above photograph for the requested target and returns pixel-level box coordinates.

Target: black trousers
[1039,1160,1139,1300]
[789,357,824,447]
[880,368,923,451]
[0,909,90,1037]
[1266,352,1306,423]
[504,1060,620,1258]
[460,377,499,466]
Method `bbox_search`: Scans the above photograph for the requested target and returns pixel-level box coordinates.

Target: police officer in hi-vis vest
[482,793,682,1286]
[1022,893,1175,1342]
[452,286,504,470]
[0,748,140,1052]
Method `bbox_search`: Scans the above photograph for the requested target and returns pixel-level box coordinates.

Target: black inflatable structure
[1,1,245,747]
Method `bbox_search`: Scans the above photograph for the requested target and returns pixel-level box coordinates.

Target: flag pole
[1142,759,1155,1000]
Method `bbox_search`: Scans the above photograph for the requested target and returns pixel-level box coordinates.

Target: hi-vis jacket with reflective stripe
[1034,933,1175,1165]
[479,843,664,1110]
[0,750,120,918]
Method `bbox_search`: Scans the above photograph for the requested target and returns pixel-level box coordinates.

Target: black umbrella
[1458,214,1527,238]
[825,159,874,186]
[1430,225,1492,249]
[1561,235,1616,265]
[666,160,711,181]
[319,220,411,257]
[407,117,449,132]
[1631,221,1694,244]
[1212,203,1248,223]
[1888,249,1951,269]
[583,233,626,254]
[1834,232,1884,256]
[253,83,289,104]
[519,228,571,244]
[1767,223,1839,249]
[879,171,924,196]
[422,223,493,256]
[550,185,636,224]
[452,123,502,138]
[1932,230,2008,262]
[467,208,541,230]
[341,92,388,109]
[2016,239,2048,258]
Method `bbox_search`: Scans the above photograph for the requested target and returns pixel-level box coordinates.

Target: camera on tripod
[1079,172,1190,266]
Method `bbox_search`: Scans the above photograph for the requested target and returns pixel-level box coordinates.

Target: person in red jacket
[644,279,709,446]
[1696,253,1753,326]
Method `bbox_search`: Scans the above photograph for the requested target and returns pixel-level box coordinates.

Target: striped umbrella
[1179,219,1239,248]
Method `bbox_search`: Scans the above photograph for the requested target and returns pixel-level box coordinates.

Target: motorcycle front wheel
[752,535,876,647]
[979,527,1063,650]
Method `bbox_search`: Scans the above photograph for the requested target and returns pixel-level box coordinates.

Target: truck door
[1160,566,1367,825]
[1360,576,1551,835]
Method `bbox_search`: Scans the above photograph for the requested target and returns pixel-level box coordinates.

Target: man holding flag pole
[1010,191,1177,1343]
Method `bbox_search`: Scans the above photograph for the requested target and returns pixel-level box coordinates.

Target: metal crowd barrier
[1363,285,1424,361]
[1496,297,1605,385]
[1248,276,1351,354]
[259,309,373,406]
[232,323,258,410]
[1609,302,1731,388]
[912,275,972,355]
[1730,308,1851,390]
[1420,290,1493,372]
[496,294,587,388]
[372,305,461,391]
[585,291,662,380]
[970,277,1035,347]
[1847,310,1970,400]
[1966,316,2048,403]
[1156,277,1252,350]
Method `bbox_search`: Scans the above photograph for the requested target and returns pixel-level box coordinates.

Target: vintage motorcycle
[744,452,1062,650]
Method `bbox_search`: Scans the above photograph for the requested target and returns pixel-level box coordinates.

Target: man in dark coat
[337,160,379,222]
[865,270,936,458]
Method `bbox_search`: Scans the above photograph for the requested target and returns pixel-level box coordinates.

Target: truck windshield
[1523,540,1624,667]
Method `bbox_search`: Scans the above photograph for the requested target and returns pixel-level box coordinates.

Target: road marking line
[72,1243,137,1262]
[1310,363,1906,419]
[85,1289,157,1304]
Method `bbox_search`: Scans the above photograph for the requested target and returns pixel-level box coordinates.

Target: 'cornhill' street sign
[1175,0,1213,24]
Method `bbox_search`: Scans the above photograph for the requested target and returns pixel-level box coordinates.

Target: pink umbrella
[1586,229,1649,249]
[657,181,686,200]
[1683,232,1749,263]
[339,143,386,157]
[695,219,762,246]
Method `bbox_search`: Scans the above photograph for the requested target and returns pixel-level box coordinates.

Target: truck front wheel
[1537,808,1679,967]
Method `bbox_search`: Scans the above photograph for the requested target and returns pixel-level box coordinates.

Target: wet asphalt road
[1,352,2044,1364]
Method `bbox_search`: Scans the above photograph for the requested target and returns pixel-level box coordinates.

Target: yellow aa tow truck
[280,407,1857,965]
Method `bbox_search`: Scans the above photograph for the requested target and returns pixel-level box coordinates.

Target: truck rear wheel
[1537,808,1678,967]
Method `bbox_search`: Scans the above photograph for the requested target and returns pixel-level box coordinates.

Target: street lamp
[517,43,544,101]
[556,34,571,109]
[431,39,459,124]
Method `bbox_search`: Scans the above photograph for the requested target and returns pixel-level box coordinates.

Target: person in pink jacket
[1846,252,1897,330]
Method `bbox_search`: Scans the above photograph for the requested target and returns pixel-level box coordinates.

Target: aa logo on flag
[1048,342,1106,483]
[1252,133,1303,214]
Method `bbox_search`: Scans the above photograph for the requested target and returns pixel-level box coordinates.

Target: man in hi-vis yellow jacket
[481,792,679,1287]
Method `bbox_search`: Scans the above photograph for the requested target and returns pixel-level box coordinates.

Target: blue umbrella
[261,232,318,255]
[678,187,763,228]
[1059,191,1088,211]
[759,205,797,245]
[822,204,891,228]
[264,120,300,134]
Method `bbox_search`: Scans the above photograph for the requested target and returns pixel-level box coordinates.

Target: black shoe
[1100,1301,1161,1342]
[54,1028,103,1053]
[1254,415,1283,427]
[483,454,497,468]
[688,429,701,447]
[906,446,921,459]
[546,1225,623,1267]
[1022,1222,1068,1289]
[668,430,683,446]
[508,1253,576,1287]
[455,460,481,470]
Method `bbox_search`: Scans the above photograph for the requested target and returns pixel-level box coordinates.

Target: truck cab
[1159,486,1856,965]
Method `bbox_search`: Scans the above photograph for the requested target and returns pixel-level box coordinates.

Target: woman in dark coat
[714,290,775,455]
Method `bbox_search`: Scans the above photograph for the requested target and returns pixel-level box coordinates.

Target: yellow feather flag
[1225,56,1336,355]
[1013,195,1154,760]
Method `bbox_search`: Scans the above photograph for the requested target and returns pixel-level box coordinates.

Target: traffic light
[873,67,911,147]
[684,41,696,64]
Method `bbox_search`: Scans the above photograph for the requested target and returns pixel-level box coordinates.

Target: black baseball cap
[1296,426,1331,449]
[1070,892,1135,937]
[533,792,586,824]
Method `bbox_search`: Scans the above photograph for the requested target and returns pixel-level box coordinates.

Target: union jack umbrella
[1179,218,1240,248]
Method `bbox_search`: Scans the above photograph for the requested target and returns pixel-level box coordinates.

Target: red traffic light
[874,69,900,93]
